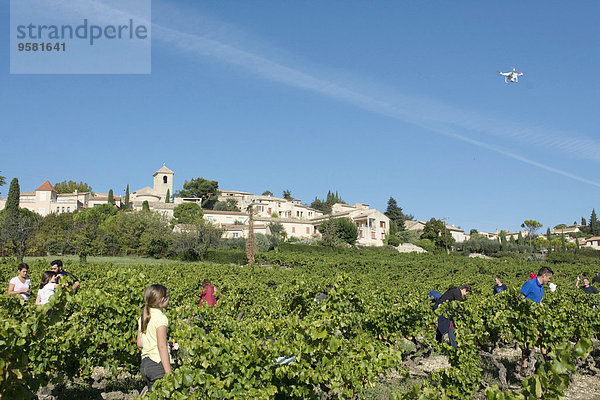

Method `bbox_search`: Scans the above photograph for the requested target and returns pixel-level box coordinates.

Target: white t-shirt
[38,283,57,305]
[9,276,31,301]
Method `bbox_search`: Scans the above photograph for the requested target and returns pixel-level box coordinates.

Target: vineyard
[2,245,600,399]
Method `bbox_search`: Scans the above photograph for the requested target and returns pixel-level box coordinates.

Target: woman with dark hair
[7,263,31,301]
[35,271,58,305]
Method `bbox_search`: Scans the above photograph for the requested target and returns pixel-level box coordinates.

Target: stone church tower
[153,165,174,202]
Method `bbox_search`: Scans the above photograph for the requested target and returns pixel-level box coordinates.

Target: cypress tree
[142,200,150,212]
[165,189,170,203]
[591,209,599,236]
[546,228,552,254]
[560,233,566,252]
[581,217,587,226]
[107,189,114,205]
[5,178,20,216]
[517,232,524,246]
[124,184,130,209]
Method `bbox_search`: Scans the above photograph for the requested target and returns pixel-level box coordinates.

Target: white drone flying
[498,68,523,84]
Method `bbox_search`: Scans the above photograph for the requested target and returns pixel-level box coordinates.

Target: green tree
[178,177,219,207]
[213,199,240,212]
[53,180,92,194]
[0,171,5,193]
[469,228,478,235]
[420,218,456,251]
[590,209,599,236]
[521,220,543,250]
[0,208,41,262]
[5,178,20,215]
[142,201,150,212]
[546,228,552,255]
[107,189,114,205]
[318,217,358,246]
[100,210,172,257]
[173,203,203,225]
[282,190,293,200]
[554,224,567,230]
[310,191,345,214]
[0,178,42,262]
[581,217,587,226]
[72,204,117,262]
[165,189,170,203]
[35,212,76,255]
[499,230,507,250]
[262,190,273,196]
[384,197,413,231]
[517,232,525,246]
[172,220,224,261]
[123,184,130,209]
[268,221,287,239]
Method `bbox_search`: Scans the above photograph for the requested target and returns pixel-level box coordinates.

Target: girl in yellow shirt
[137,284,171,393]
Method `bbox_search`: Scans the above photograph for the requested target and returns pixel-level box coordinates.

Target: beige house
[203,210,248,225]
[552,226,581,235]
[131,201,176,219]
[583,237,600,250]
[312,203,390,246]
[446,225,466,243]
[405,220,426,233]
[236,194,323,220]
[405,220,467,243]
[88,193,123,208]
[0,180,86,216]
[255,216,317,239]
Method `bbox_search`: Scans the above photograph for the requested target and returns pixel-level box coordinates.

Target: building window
[56,207,60,213]
[292,227,296,233]
[381,232,385,239]
[371,231,376,239]
[360,230,364,238]
[62,207,65,212]
[163,176,167,184]
[67,207,70,212]
[226,217,233,223]
[380,221,386,228]
[232,232,239,238]
[306,227,310,234]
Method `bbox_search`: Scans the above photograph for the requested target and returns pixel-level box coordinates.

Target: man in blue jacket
[519,266,553,376]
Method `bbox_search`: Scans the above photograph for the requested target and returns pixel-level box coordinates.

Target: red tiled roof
[36,180,56,192]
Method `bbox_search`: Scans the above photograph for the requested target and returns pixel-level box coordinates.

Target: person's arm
[35,294,42,305]
[576,276,581,289]
[136,326,143,348]
[156,325,171,374]
[71,281,80,290]
[7,283,29,296]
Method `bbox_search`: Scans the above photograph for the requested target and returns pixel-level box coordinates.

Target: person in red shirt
[199,279,217,307]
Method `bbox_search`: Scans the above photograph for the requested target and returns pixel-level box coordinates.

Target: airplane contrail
[34,0,600,187]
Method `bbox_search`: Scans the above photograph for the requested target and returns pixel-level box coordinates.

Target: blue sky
[1,0,599,233]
